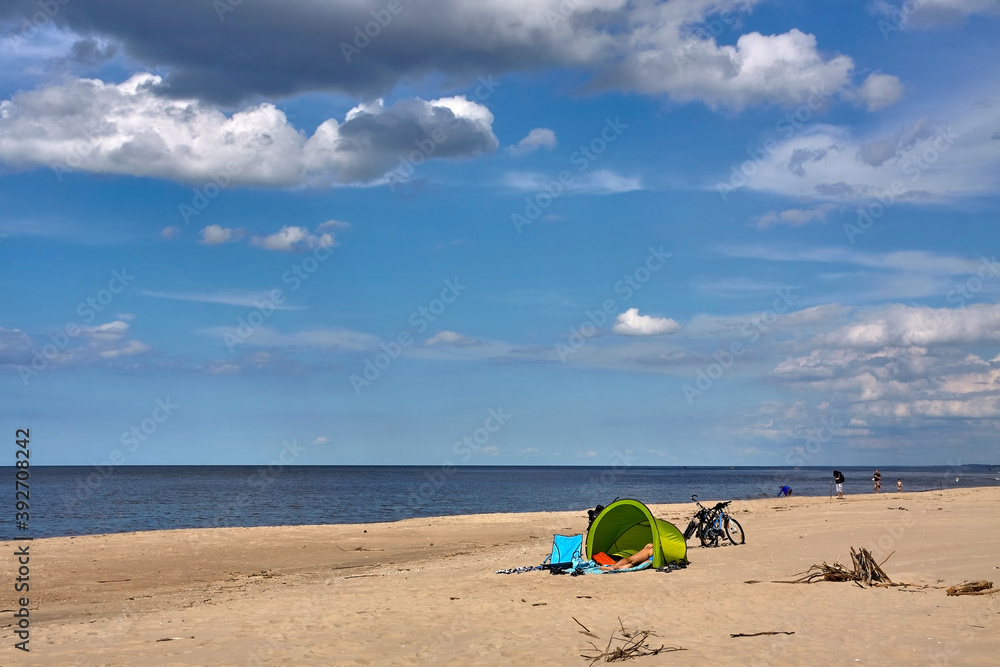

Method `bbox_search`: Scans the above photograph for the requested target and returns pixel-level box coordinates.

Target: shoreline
[12,480,1000,542]
[3,487,999,664]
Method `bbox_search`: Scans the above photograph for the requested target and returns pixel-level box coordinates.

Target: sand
[2,486,999,666]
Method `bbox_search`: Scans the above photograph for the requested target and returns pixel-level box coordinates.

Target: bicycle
[682,494,745,547]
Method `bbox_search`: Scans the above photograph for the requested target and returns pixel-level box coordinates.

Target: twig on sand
[946,580,997,596]
[574,616,600,639]
[579,617,686,664]
[730,631,794,638]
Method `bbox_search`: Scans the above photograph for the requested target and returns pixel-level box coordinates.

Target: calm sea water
[5,465,999,539]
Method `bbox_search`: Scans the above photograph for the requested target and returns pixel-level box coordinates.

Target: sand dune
[3,487,999,665]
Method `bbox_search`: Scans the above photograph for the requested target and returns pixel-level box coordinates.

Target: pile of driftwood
[946,580,997,596]
[771,546,998,598]
[576,617,685,664]
[776,547,912,587]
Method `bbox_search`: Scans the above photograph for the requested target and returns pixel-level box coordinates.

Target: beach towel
[570,559,653,576]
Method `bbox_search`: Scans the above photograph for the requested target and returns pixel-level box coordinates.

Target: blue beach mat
[572,559,653,575]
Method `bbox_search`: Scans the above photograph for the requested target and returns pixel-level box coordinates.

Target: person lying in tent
[600,543,654,571]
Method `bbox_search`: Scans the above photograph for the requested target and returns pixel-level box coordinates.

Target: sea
[6,464,999,539]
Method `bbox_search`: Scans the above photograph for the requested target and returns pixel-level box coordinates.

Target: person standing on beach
[896,478,902,492]
[873,469,882,493]
[833,470,845,499]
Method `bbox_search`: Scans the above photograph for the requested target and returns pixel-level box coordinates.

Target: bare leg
[603,543,654,570]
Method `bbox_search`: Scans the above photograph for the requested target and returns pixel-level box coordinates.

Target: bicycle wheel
[725,517,745,545]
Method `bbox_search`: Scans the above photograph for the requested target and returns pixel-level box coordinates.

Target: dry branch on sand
[578,617,686,664]
[946,580,997,596]
[774,547,927,588]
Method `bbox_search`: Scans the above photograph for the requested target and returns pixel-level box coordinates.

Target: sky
[1,0,999,467]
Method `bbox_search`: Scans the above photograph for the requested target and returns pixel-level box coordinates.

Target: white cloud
[425,330,481,347]
[600,24,856,110]
[719,100,1000,202]
[313,436,329,445]
[32,1,890,113]
[317,220,350,231]
[97,339,151,359]
[0,74,498,186]
[508,128,557,155]
[577,170,643,194]
[204,326,378,350]
[249,226,336,253]
[503,169,642,195]
[199,225,245,246]
[718,245,988,275]
[2,319,152,370]
[857,72,904,111]
[613,308,681,336]
[755,203,837,230]
[820,302,1000,348]
[204,362,241,375]
[877,0,1000,27]
[142,290,304,310]
[160,226,180,240]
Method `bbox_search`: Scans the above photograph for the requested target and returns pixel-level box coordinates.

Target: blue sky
[1,0,999,467]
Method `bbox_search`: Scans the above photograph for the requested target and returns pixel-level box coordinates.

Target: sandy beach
[3,486,998,666]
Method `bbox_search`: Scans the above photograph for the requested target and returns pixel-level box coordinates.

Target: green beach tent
[586,499,688,567]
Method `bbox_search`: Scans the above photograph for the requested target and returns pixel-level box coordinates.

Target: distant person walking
[873,469,882,493]
[778,485,792,497]
[833,470,845,499]
[896,478,902,492]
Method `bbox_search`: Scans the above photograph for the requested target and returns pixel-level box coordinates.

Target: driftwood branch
[772,547,927,588]
[946,580,997,596]
[730,631,795,638]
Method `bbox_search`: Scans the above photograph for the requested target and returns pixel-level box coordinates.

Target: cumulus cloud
[0,74,498,186]
[199,225,244,245]
[250,226,336,252]
[191,220,345,252]
[613,308,681,336]
[0,0,882,111]
[599,27,855,110]
[508,128,557,155]
[159,226,180,240]
[857,73,904,111]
